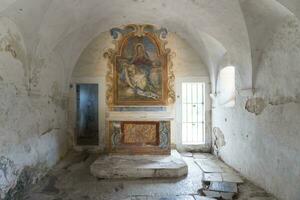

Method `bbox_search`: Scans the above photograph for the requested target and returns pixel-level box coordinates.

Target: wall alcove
[70,24,212,153]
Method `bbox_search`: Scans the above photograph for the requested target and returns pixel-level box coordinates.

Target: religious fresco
[117,38,164,102]
[104,24,175,106]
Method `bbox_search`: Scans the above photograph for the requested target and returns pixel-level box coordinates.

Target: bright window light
[181,82,205,145]
[218,66,235,107]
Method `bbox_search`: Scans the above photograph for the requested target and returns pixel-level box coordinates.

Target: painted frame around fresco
[104,24,175,107]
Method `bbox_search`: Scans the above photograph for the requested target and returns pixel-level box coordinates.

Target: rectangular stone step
[209,181,238,193]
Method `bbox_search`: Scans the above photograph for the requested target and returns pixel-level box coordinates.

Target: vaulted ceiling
[0,0,299,92]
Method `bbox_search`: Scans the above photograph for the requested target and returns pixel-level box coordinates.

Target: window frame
[175,77,210,147]
[181,81,205,145]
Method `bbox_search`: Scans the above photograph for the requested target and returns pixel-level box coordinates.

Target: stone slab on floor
[124,195,214,200]
[222,173,243,183]
[203,173,223,182]
[209,182,238,193]
[193,153,215,160]
[202,190,235,200]
[195,159,224,173]
[194,196,217,200]
[195,157,244,184]
[90,150,188,179]
[202,172,243,183]
[181,152,193,157]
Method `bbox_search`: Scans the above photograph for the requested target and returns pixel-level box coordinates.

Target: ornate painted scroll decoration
[110,121,170,150]
[111,122,122,149]
[104,24,175,107]
[159,121,170,149]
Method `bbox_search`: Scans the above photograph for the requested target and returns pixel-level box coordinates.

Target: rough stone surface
[195,160,223,173]
[90,150,188,179]
[21,151,275,200]
[203,173,222,182]
[201,190,235,200]
[212,127,225,155]
[195,155,243,184]
[213,1,300,199]
[245,97,267,115]
[0,16,70,199]
[209,182,238,193]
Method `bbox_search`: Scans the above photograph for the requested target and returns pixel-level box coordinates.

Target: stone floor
[20,151,277,200]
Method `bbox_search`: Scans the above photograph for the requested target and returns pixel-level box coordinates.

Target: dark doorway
[76,84,99,145]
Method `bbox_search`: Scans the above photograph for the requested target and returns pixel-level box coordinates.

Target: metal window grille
[182,82,205,144]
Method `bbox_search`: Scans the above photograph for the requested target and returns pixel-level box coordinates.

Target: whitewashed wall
[0,17,70,198]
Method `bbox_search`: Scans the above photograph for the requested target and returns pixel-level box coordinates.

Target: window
[218,66,235,107]
[182,82,205,145]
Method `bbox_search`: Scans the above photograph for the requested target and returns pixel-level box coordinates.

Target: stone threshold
[90,150,188,179]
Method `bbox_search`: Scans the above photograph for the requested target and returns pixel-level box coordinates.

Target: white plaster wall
[70,31,211,152]
[213,8,300,200]
[0,17,70,198]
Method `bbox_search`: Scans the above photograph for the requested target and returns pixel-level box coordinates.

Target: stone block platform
[90,150,188,179]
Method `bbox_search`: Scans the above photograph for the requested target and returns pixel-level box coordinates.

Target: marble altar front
[107,111,173,155]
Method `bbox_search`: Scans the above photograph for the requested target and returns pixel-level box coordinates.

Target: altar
[107,111,172,155]
[90,24,188,179]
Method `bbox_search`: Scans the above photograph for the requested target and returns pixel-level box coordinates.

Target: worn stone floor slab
[193,195,216,200]
[90,150,188,179]
[124,195,198,200]
[193,153,215,160]
[203,173,223,182]
[209,182,238,193]
[202,172,243,183]
[195,156,244,184]
[119,195,216,200]
[195,159,223,173]
[181,152,193,157]
[222,173,243,183]
[202,190,235,200]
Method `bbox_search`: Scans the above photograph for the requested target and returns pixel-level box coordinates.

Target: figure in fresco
[119,43,161,100]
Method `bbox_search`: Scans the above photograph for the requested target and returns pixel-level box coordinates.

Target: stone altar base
[90,150,188,179]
